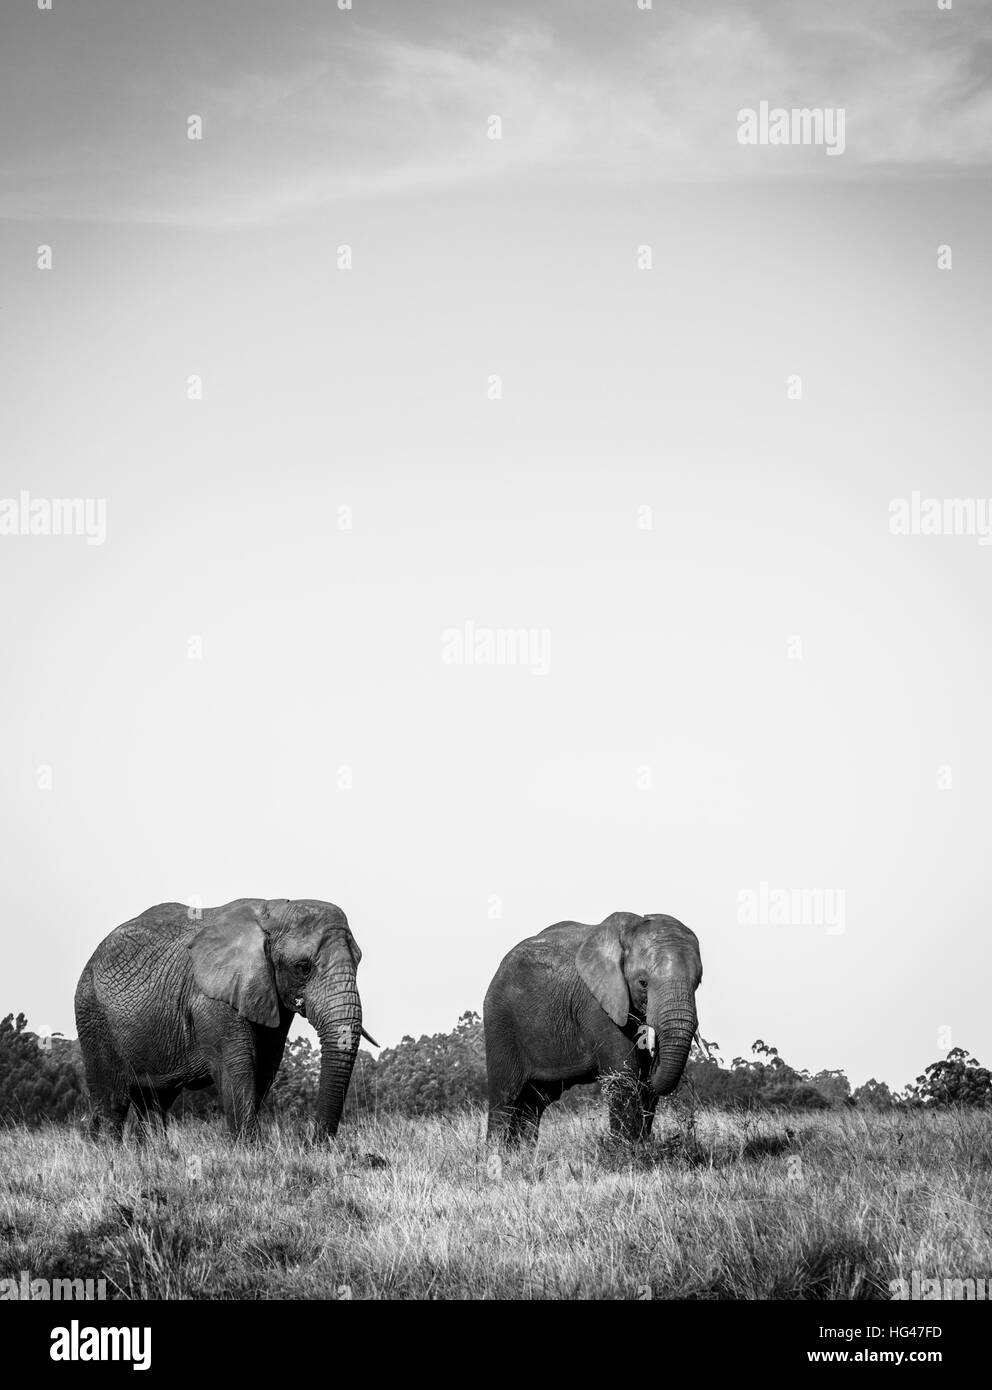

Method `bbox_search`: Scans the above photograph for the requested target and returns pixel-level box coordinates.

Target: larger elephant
[75,897,373,1138]
[484,911,702,1144]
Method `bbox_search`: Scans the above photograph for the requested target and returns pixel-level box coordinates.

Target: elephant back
[103,902,196,950]
[86,903,198,1003]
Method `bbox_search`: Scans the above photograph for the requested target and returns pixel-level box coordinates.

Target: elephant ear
[345,928,362,968]
[188,903,280,1028]
[575,920,630,1027]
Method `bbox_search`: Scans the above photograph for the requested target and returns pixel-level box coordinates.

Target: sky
[1,0,990,1090]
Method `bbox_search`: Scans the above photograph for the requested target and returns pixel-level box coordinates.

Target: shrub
[0,1013,86,1124]
[906,1048,992,1108]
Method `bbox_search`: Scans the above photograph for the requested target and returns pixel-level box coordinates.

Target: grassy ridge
[1,1106,990,1299]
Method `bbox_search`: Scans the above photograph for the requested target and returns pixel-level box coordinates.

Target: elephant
[483,911,702,1145]
[74,897,375,1139]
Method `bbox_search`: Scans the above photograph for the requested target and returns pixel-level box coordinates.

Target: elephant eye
[297,958,313,977]
[637,977,648,988]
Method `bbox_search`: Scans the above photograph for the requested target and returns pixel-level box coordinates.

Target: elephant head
[189,897,367,1135]
[576,912,702,1096]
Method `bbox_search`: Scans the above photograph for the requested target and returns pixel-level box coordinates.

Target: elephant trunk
[647,981,697,1096]
[307,969,362,1137]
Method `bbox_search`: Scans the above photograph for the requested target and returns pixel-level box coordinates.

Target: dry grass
[1,1104,991,1299]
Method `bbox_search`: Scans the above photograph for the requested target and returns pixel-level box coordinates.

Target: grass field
[1,1104,990,1299]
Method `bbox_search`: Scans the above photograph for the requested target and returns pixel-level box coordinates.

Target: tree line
[2,1009,989,1126]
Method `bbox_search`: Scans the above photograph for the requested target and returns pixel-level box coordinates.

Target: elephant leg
[512,1089,543,1149]
[135,1086,180,1133]
[215,1033,262,1139]
[520,1081,561,1146]
[486,1057,527,1146]
[158,1087,180,1128]
[493,1081,556,1149]
[486,1097,518,1146]
[217,1070,259,1137]
[77,1014,131,1139]
[131,1086,175,1140]
[487,1092,533,1148]
[90,1088,131,1140]
[253,1033,286,1113]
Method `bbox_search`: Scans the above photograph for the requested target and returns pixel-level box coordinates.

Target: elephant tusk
[361,1026,379,1048]
[644,1026,656,1055]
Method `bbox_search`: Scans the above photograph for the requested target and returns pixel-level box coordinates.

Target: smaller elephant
[484,911,702,1145]
[75,897,375,1138]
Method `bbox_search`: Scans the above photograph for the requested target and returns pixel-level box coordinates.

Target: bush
[906,1048,992,1108]
[346,1011,487,1117]
[12,1004,990,1123]
[685,1039,846,1110]
[0,1013,86,1124]
[852,1077,896,1110]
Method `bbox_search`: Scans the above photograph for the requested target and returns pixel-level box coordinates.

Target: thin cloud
[1,1,989,228]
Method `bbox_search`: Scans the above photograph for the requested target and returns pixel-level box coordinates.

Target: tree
[7,1008,963,1123]
[0,1013,86,1123]
[344,1011,488,1117]
[268,1036,321,1120]
[809,1069,852,1106]
[907,1048,992,1108]
[684,1039,847,1110]
[852,1077,895,1109]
